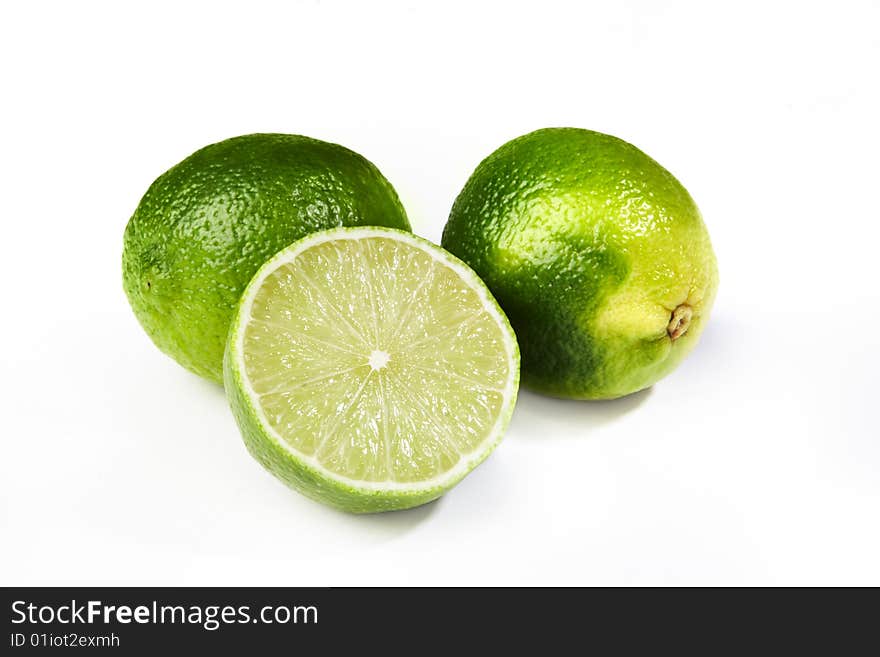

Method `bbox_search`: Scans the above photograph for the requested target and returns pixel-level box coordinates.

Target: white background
[2,0,878,586]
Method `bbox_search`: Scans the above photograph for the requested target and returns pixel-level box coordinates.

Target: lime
[122,134,410,382]
[442,128,718,399]
[223,227,520,513]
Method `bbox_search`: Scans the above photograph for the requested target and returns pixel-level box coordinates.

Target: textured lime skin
[122,134,410,382]
[224,227,520,514]
[442,128,718,399]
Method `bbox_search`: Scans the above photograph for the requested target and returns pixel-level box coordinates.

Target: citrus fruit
[122,133,410,382]
[442,128,718,400]
[223,227,520,513]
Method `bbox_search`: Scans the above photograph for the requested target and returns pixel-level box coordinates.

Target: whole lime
[122,134,410,382]
[442,128,718,399]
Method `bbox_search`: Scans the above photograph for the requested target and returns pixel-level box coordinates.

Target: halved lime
[224,227,520,513]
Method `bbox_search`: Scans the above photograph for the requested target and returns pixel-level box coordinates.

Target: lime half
[224,227,519,513]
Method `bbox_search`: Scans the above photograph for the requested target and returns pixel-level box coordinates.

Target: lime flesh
[224,227,519,513]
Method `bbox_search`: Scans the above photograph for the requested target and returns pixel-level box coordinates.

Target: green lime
[224,227,519,513]
[442,128,718,400]
[122,134,410,382]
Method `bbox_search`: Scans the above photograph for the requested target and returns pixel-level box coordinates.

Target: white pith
[232,227,519,494]
[368,349,390,371]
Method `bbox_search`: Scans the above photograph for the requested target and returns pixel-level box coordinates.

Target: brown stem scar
[667,304,693,341]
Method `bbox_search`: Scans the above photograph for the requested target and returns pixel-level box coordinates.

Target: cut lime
[224,227,520,513]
